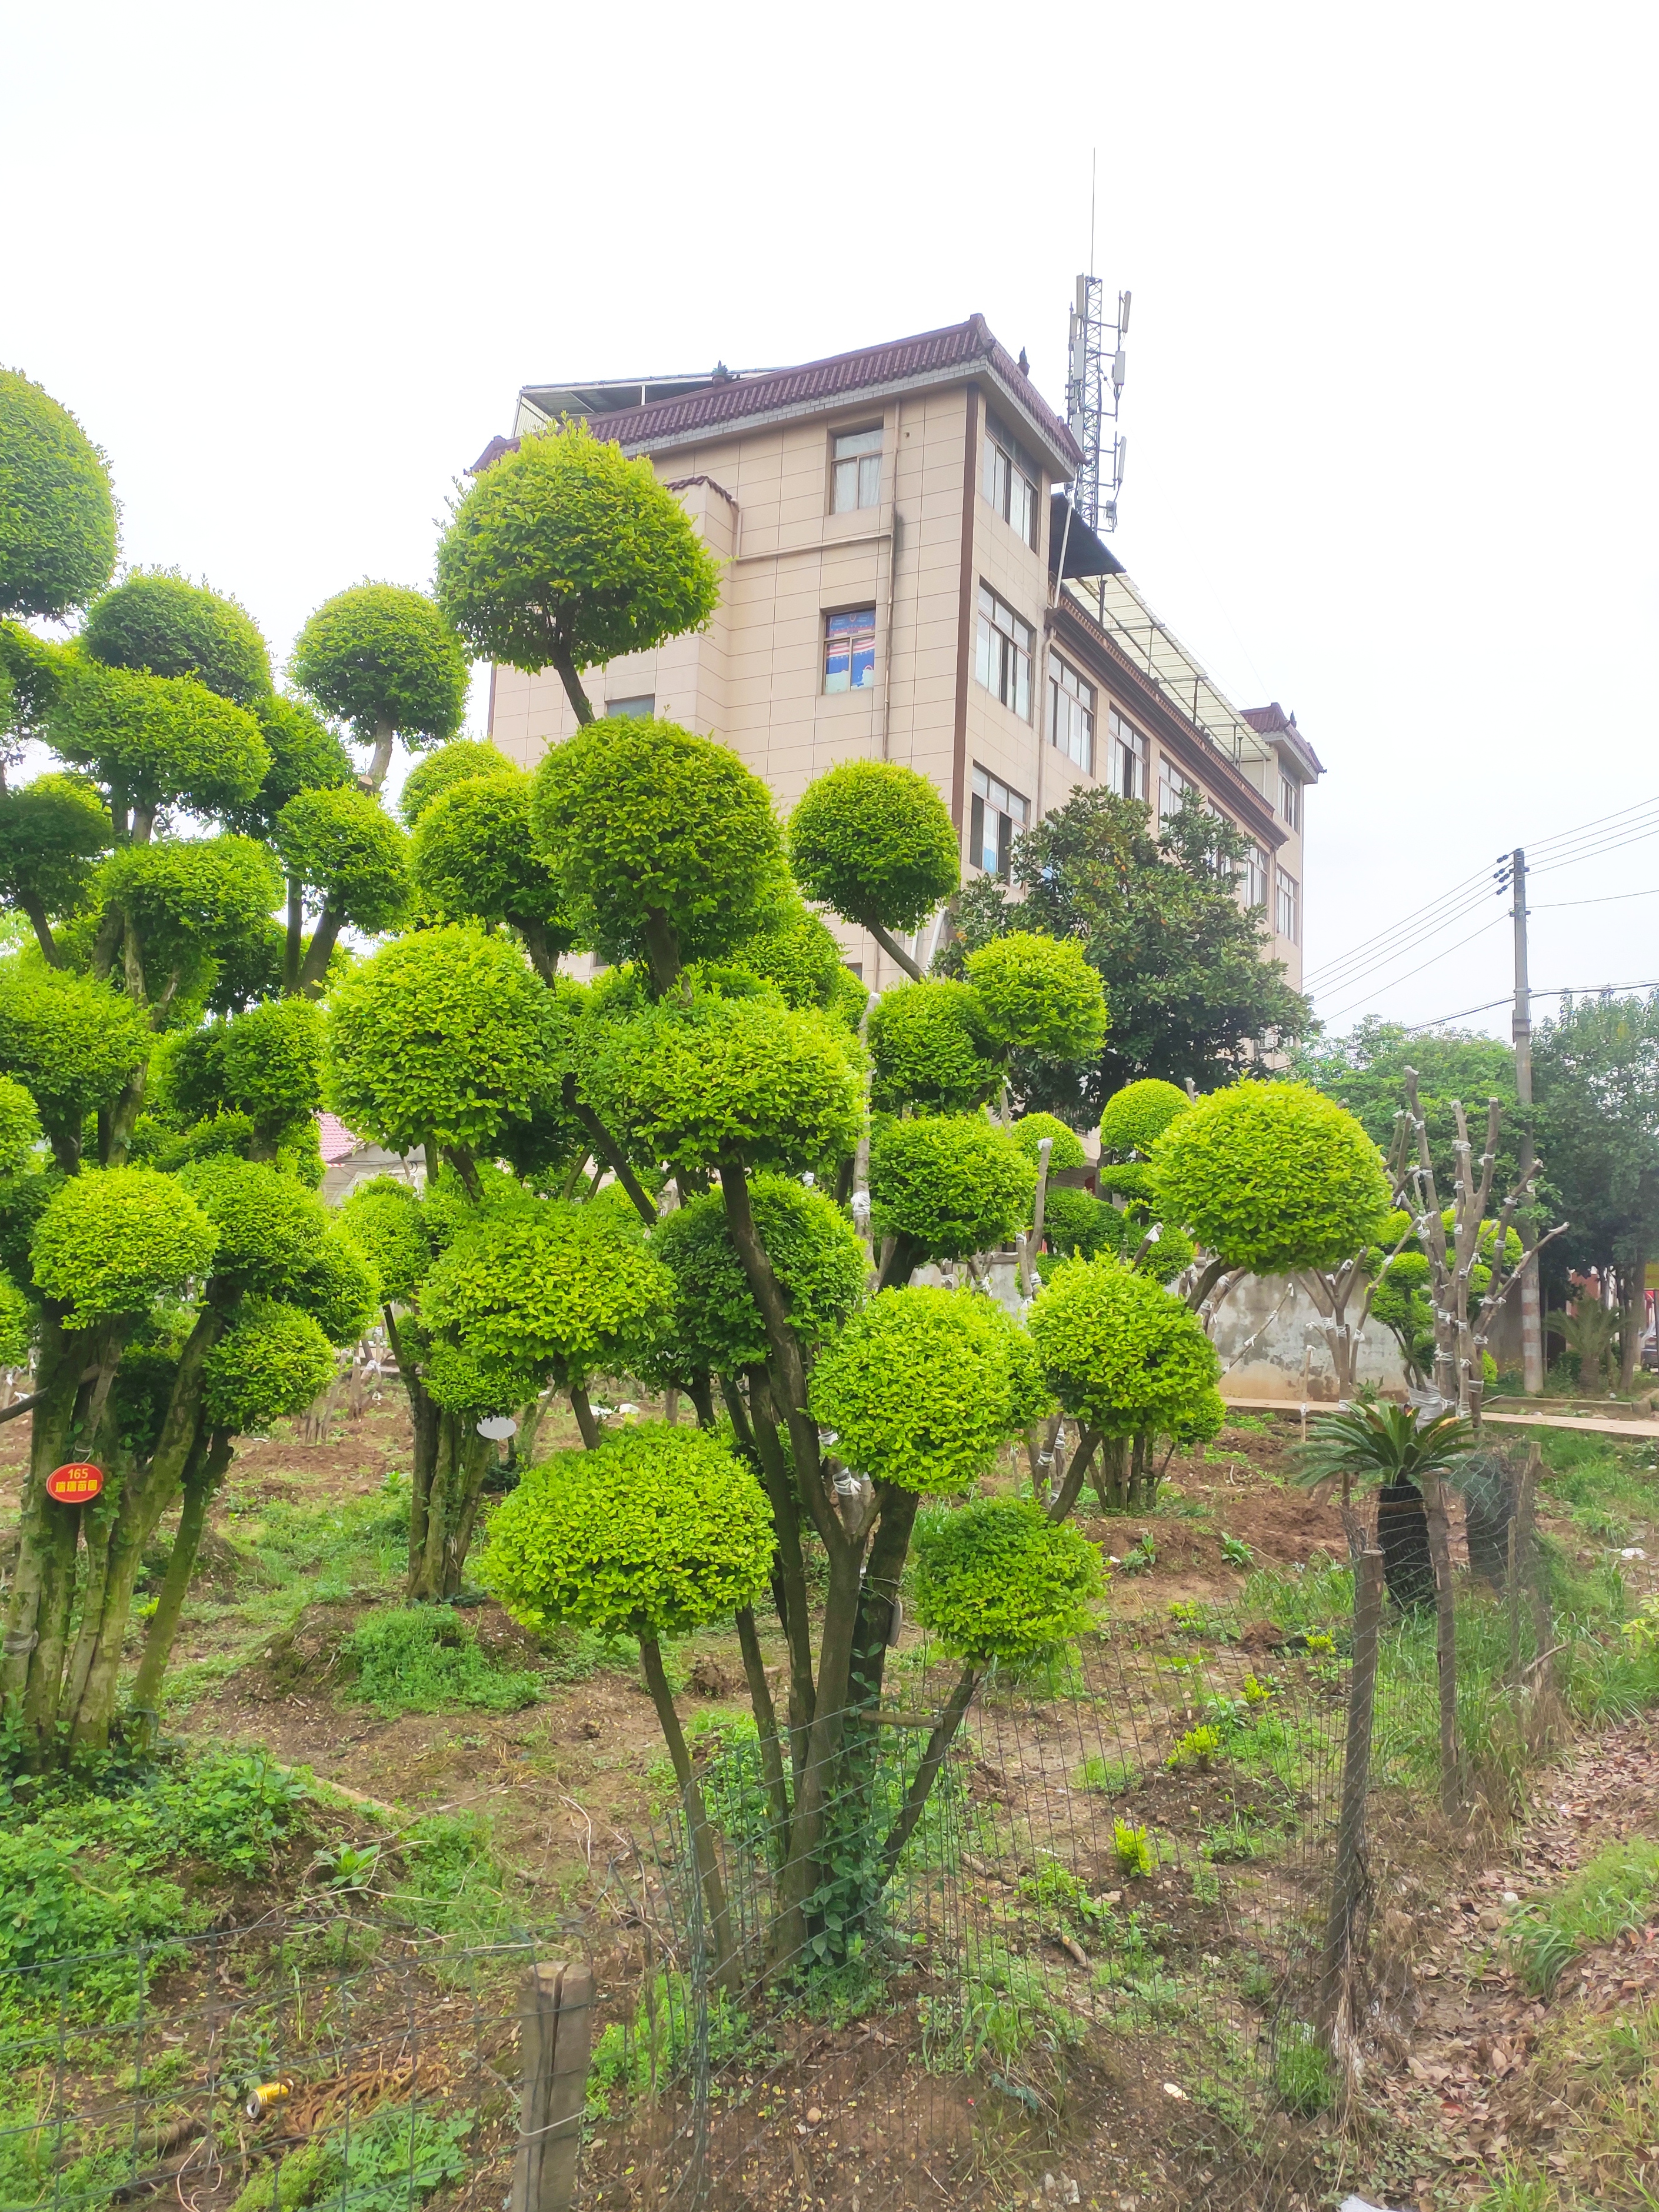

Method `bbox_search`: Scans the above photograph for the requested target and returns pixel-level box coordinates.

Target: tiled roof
[1242,702,1325,779]
[471,315,1082,477]
[317,1112,361,1165]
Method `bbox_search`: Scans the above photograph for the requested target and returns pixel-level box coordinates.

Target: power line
[1320,914,1510,1024]
[1530,883,1659,910]
[1395,977,1659,1032]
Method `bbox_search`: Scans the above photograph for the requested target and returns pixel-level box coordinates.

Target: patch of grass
[225,2098,473,2212]
[586,1973,747,2111]
[385,1811,524,1945]
[1072,1753,1137,1795]
[1272,2020,1335,2116]
[1508,1838,1659,1995]
[917,1942,1082,2078]
[1467,2161,1559,2212]
[1241,1558,1354,1638]
[1204,1814,1268,1864]
[338,1608,543,1716]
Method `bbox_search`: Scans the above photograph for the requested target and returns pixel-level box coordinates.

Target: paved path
[1220,1393,1659,1441]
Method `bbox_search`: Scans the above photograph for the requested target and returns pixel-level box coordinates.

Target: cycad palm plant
[1550,1303,1621,1394]
[1297,1399,1474,1814]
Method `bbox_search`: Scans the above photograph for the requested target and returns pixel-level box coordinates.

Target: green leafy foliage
[178,1155,331,1298]
[409,768,570,955]
[964,931,1108,1061]
[1295,1403,1474,1491]
[651,1174,867,1372]
[1290,1016,1520,1199]
[1027,1255,1221,1438]
[420,1203,672,1402]
[867,980,999,1112]
[276,785,408,931]
[167,996,324,1146]
[49,654,270,818]
[436,418,721,678]
[0,368,118,621]
[788,758,960,935]
[531,717,780,972]
[1097,1077,1191,1158]
[231,692,353,837]
[96,834,285,983]
[586,992,862,1174]
[0,1074,41,1172]
[481,1423,775,1640]
[81,571,272,705]
[0,772,111,931]
[338,1607,543,1715]
[1151,1080,1391,1272]
[325,925,566,1157]
[31,1166,215,1325]
[911,1497,1103,1661]
[1011,1112,1087,1172]
[227,2101,473,2212]
[338,1176,434,1305]
[203,1299,337,1431]
[807,1285,1048,1494]
[398,737,515,826]
[289,583,467,748]
[1038,1184,1121,1261]
[867,1113,1035,1262]
[730,892,847,1010]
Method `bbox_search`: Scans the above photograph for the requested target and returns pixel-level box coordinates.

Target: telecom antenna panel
[1066,275,1130,540]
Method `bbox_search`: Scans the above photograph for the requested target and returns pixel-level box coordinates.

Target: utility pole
[1511,846,1545,1393]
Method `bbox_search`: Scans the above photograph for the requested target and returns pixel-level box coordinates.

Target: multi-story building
[473,315,1320,991]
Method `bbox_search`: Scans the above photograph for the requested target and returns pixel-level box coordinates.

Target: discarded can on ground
[245,2081,291,2120]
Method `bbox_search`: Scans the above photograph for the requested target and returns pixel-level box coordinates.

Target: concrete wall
[1212,1272,1410,1403]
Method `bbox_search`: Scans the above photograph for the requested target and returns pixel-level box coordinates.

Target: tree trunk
[361,715,397,792]
[283,878,305,996]
[130,1432,235,1725]
[1091,1433,1131,1512]
[299,905,345,996]
[1620,1275,1645,1397]
[548,643,597,729]
[735,1604,791,1855]
[1420,1467,1463,1817]
[876,1662,982,1889]
[638,1634,735,1988]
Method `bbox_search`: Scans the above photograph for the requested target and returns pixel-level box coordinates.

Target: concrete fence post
[511,1961,595,2212]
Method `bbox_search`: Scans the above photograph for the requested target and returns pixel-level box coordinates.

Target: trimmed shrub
[1011,1112,1088,1172]
[651,1174,867,1372]
[31,1168,216,1326]
[81,571,271,705]
[289,584,468,747]
[868,1114,1035,1262]
[0,369,118,621]
[911,1497,1104,1663]
[787,759,960,935]
[867,981,1000,1113]
[1097,1078,1191,1157]
[203,1300,337,1432]
[1027,1257,1221,1438]
[964,931,1107,1061]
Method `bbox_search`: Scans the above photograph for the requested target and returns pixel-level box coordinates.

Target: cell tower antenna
[1066,244,1130,561]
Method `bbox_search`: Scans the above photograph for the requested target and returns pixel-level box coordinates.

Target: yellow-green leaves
[31,1167,216,1327]
[868,1114,1034,1263]
[788,759,959,936]
[1027,1257,1220,1440]
[912,1497,1104,1663]
[965,931,1107,1061]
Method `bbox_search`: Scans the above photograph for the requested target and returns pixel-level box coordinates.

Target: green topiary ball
[0,370,118,621]
[787,759,960,936]
[1011,1112,1088,1173]
[409,770,571,951]
[586,994,862,1175]
[531,718,781,975]
[399,737,515,827]
[651,1174,868,1374]
[731,895,846,1011]
[0,1076,42,1175]
[169,997,324,1142]
[911,1497,1104,1664]
[0,1265,32,1366]
[276,787,408,932]
[1040,1184,1121,1260]
[289,583,468,748]
[81,571,272,705]
[964,931,1108,1061]
[1134,1222,1197,1285]
[1027,1256,1221,1439]
[31,1167,217,1327]
[868,1115,1035,1263]
[1098,1078,1192,1158]
[420,1204,674,1391]
[339,1177,434,1306]
[808,1285,1048,1494]
[95,835,285,980]
[480,1423,775,1641]
[297,1225,380,1344]
[203,1298,337,1433]
[49,656,271,819]
[1151,1081,1392,1274]
[0,964,148,1143]
[325,925,566,1158]
[238,694,353,832]
[867,981,1000,1114]
[178,1155,330,1299]
[435,419,721,678]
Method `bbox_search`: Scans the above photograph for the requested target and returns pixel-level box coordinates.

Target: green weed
[226,2099,472,2212]
[1220,1534,1254,1568]
[1508,1838,1659,1995]
[1272,2020,1335,2116]
[586,1973,747,2111]
[338,1608,543,1717]
[1073,1753,1136,1795]
[917,1943,1082,2077]
[1113,1819,1155,1877]
[1167,1725,1223,1770]
[1467,2160,1558,2212]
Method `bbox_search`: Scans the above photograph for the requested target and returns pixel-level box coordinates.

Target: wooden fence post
[1318,1546,1385,2047]
[512,1961,595,2212]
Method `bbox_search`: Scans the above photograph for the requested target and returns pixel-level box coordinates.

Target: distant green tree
[289,583,468,792]
[940,785,1308,1110]
[1290,1016,1521,1197]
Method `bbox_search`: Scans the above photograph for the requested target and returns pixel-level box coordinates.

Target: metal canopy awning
[1067,569,1275,775]
[1048,492,1124,581]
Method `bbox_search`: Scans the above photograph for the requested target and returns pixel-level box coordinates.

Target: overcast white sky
[4,1,1654,1041]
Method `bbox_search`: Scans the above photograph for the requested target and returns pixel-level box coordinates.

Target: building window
[824,607,877,693]
[1107,709,1145,799]
[1157,757,1195,824]
[1240,842,1269,909]
[982,415,1039,547]
[975,585,1032,719]
[1280,770,1301,830]
[831,426,883,514]
[970,765,1029,881]
[1276,867,1300,942]
[1048,656,1095,772]
[606,694,655,719]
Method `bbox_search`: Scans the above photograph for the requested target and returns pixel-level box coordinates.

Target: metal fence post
[1318,1545,1385,2047]
[511,1961,595,2212]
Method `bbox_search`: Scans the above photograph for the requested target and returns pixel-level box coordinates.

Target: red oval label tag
[46,1463,104,1505]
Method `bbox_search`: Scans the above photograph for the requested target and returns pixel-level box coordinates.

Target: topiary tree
[482,1423,774,1980]
[964,931,1107,1063]
[1027,1255,1224,1511]
[399,737,515,827]
[787,758,960,981]
[0,961,151,1170]
[867,1114,1035,1288]
[1011,1112,1087,1172]
[81,571,271,706]
[867,981,999,1114]
[531,718,781,991]
[289,582,468,792]
[165,997,325,1161]
[46,655,271,843]
[274,785,408,994]
[0,775,112,967]
[435,418,721,727]
[0,369,118,622]
[409,768,571,982]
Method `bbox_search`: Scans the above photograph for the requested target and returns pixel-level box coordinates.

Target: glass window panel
[858,453,881,506]
[972,766,990,799]
[831,458,858,513]
[835,428,882,457]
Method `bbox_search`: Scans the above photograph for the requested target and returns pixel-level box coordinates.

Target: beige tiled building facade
[475,317,1320,994]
